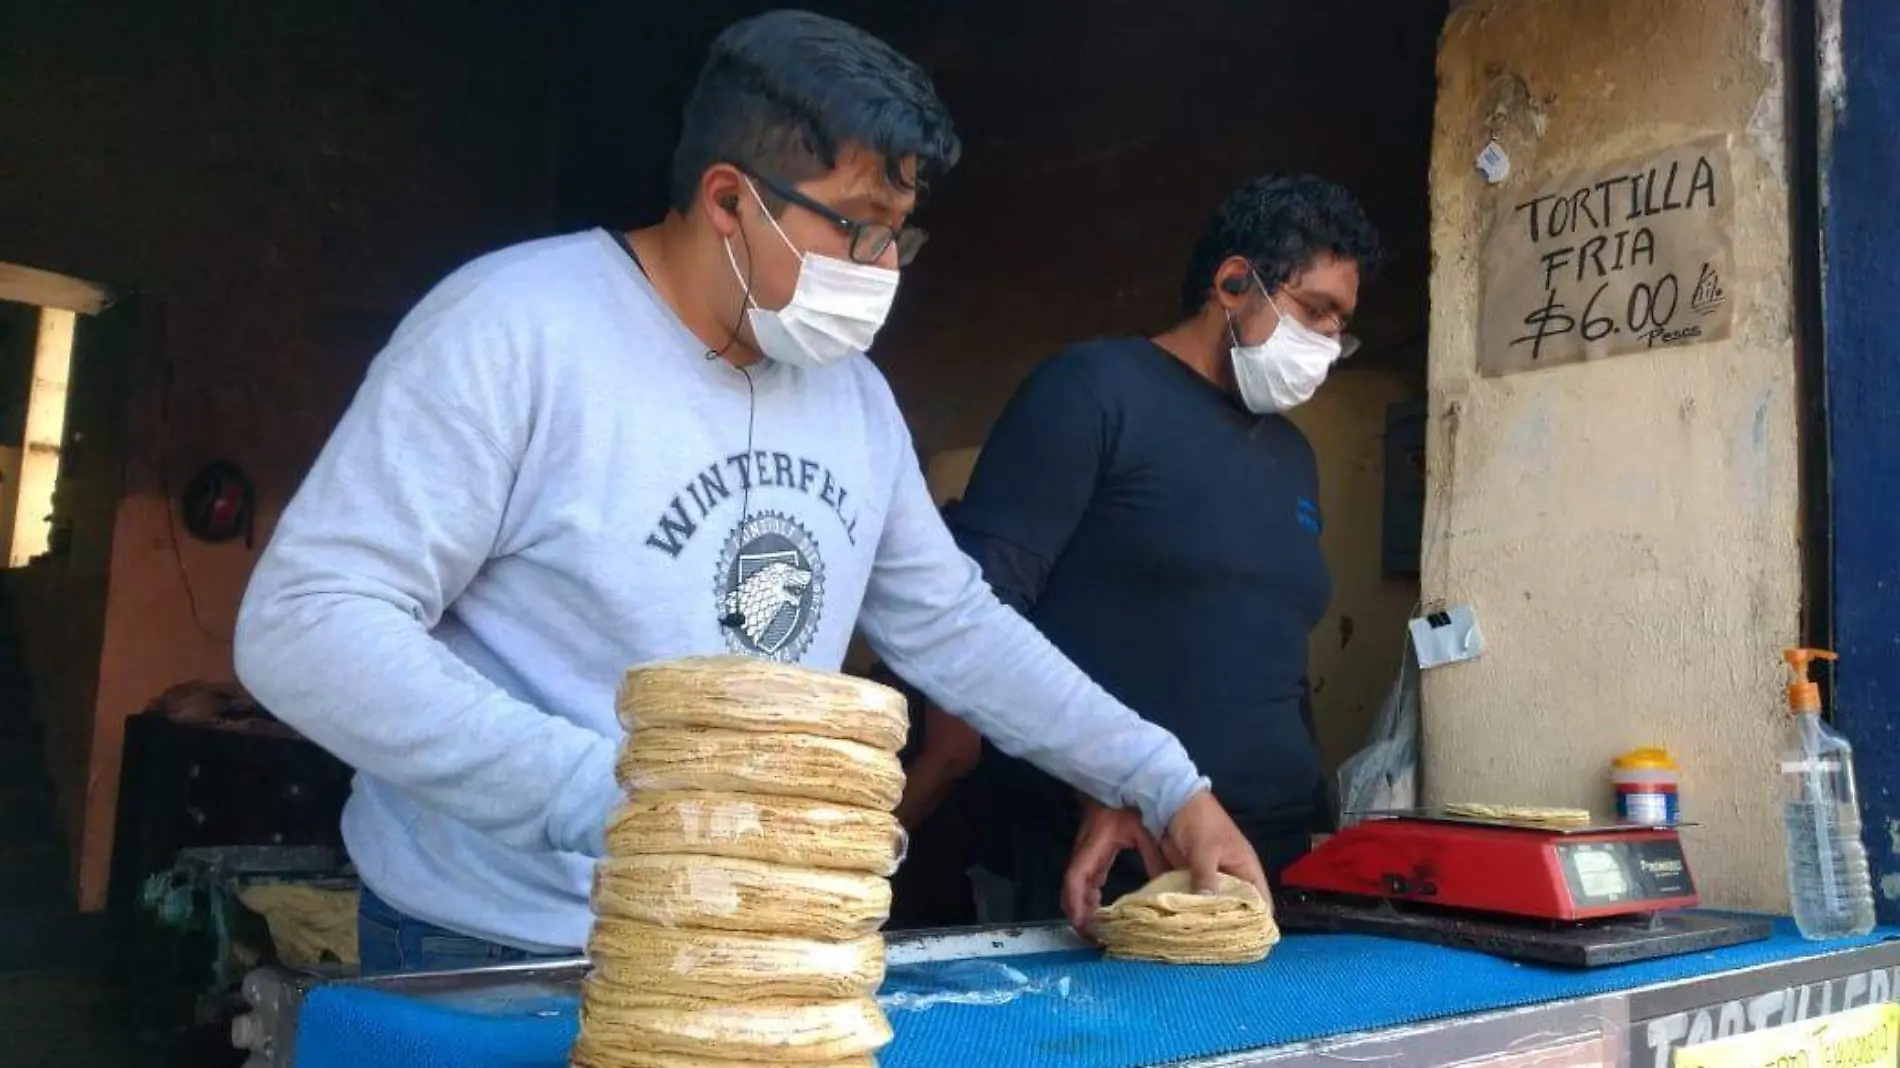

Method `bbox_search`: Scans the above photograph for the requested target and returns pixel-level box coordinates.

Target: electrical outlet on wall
[1410,604,1485,669]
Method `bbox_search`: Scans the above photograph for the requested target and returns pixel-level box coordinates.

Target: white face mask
[1228,275,1343,414]
[724,179,900,369]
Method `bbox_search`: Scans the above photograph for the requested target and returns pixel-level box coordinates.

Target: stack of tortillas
[572,656,909,1068]
[1093,871,1280,966]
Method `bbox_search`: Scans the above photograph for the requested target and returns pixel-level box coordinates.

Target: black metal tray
[1277,897,1772,967]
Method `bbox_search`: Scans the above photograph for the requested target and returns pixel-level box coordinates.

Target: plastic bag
[877,960,1073,1013]
[1335,635,1420,826]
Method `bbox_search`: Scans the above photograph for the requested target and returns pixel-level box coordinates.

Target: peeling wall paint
[1749,0,1789,182]
[1819,0,1847,122]
[1424,0,1800,910]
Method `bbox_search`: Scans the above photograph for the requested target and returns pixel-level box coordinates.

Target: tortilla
[571,1043,871,1068]
[618,656,908,753]
[575,989,890,1063]
[592,854,890,941]
[587,918,884,1002]
[1443,802,1592,826]
[1093,871,1279,965]
[618,727,905,812]
[607,791,906,876]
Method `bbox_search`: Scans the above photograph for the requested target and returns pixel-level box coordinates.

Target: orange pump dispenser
[1783,648,1837,714]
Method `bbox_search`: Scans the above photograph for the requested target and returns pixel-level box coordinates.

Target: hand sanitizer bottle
[1779,649,1876,939]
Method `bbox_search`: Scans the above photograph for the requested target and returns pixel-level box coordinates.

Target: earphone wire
[723,208,760,526]
[717,371,758,633]
[707,195,758,365]
[738,365,756,524]
[715,208,760,631]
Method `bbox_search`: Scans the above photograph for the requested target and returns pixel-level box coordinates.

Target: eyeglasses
[1276,285,1362,360]
[739,167,929,267]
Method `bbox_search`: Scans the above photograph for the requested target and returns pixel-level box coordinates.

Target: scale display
[1557,838,1695,909]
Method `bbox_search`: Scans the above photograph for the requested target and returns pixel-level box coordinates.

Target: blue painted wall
[1824,0,1900,922]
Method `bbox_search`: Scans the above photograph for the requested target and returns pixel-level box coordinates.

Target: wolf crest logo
[715,512,826,661]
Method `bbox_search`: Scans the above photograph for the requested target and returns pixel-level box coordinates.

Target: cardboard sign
[1672,1001,1900,1068]
[1479,136,1735,377]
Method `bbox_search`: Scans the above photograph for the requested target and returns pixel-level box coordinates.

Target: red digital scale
[1276,811,1772,966]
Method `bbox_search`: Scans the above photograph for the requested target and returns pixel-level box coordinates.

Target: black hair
[1178,175,1386,318]
[670,10,962,214]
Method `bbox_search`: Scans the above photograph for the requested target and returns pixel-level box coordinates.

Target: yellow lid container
[1612,747,1680,826]
[1612,747,1679,772]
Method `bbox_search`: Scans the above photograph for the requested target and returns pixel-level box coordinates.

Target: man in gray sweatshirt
[235,9,1261,973]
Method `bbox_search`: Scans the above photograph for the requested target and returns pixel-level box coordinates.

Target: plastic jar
[1612,747,1681,826]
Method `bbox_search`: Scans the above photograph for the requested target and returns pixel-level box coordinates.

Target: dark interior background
[554,0,1443,449]
[0,0,1443,913]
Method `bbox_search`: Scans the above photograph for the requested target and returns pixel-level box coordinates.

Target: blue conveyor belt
[294,919,1891,1068]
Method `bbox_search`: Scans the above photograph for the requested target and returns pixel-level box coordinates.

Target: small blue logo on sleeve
[1296,496,1322,534]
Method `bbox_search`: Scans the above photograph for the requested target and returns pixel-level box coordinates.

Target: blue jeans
[357,887,564,975]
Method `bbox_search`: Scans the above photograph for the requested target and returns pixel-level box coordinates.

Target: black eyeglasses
[1250,268,1363,359]
[739,167,929,267]
[1279,287,1363,359]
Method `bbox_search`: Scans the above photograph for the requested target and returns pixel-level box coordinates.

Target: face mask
[1227,276,1342,413]
[724,180,900,369]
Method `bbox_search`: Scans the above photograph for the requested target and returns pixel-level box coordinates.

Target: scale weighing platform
[1277,810,1772,966]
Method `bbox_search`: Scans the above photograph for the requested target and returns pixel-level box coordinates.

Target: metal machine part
[229,922,1896,1068]
[1276,897,1773,967]
[228,923,1088,1066]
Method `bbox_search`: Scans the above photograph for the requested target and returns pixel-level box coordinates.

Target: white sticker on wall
[1411,604,1486,669]
[1476,140,1511,184]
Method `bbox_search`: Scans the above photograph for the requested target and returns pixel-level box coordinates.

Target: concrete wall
[1424,0,1800,909]
[0,0,556,908]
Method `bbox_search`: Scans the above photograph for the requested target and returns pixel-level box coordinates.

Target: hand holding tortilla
[1062,801,1168,934]
[1162,792,1271,897]
[1093,871,1280,965]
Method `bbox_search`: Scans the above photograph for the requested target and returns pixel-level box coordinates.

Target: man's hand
[894,706,982,831]
[1061,799,1165,936]
[1161,790,1267,898]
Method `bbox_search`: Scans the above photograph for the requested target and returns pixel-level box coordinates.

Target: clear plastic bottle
[1778,648,1876,940]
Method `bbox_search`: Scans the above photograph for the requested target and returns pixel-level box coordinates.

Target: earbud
[1221,275,1252,296]
[720,194,740,215]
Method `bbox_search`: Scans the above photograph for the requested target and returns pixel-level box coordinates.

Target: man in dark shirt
[944,175,1384,930]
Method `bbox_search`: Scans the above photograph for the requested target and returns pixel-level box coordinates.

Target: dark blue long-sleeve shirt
[949,337,1333,869]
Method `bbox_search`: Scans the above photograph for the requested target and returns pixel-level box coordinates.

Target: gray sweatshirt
[234,230,1207,952]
